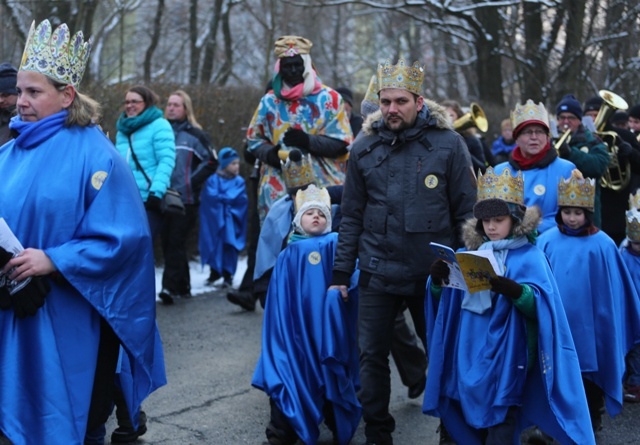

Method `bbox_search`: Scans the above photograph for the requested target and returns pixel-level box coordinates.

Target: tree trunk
[556,0,587,102]
[217,2,234,86]
[474,4,504,107]
[143,0,165,83]
[522,2,546,102]
[201,0,224,84]
[189,0,200,84]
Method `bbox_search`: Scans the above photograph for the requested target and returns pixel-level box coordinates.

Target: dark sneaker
[525,427,555,445]
[437,422,455,444]
[111,411,147,443]
[227,290,256,311]
[624,384,640,403]
[159,289,174,305]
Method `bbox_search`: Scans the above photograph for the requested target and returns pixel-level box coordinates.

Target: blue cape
[423,243,594,444]
[253,195,294,280]
[199,172,248,274]
[0,113,166,445]
[252,233,361,445]
[538,228,640,416]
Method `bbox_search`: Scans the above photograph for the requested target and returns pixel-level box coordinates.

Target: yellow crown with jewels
[477,167,524,205]
[363,74,378,104]
[377,58,424,96]
[626,209,640,241]
[557,170,595,211]
[281,149,317,194]
[511,100,550,134]
[20,20,91,88]
[629,190,640,210]
[294,184,331,214]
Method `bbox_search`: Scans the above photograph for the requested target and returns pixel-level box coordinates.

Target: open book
[429,242,501,293]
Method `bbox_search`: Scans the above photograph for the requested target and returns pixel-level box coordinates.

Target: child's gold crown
[476,167,524,205]
[557,170,595,211]
[20,20,91,88]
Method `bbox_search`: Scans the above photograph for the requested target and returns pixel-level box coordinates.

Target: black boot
[227,290,257,311]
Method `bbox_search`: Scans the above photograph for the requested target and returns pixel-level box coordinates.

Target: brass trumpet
[454,102,489,133]
[595,90,630,191]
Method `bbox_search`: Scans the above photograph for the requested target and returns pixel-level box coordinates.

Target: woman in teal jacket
[116,85,176,238]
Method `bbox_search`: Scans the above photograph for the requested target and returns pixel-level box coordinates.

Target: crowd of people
[1,20,640,445]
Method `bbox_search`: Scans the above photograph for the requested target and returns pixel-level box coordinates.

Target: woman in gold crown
[538,171,640,435]
[0,19,165,445]
[424,167,594,444]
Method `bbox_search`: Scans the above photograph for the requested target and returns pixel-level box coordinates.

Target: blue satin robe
[199,172,248,275]
[424,243,594,445]
[0,112,166,445]
[538,228,640,417]
[252,232,361,445]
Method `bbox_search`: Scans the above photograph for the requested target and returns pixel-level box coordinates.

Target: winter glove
[10,276,50,318]
[489,276,523,299]
[283,128,310,151]
[430,260,450,286]
[0,287,10,310]
[618,140,633,162]
[145,193,162,211]
[557,141,571,159]
[265,144,283,169]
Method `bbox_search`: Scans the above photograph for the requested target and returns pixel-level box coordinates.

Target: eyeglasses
[519,129,547,137]
[124,99,143,106]
[557,114,579,122]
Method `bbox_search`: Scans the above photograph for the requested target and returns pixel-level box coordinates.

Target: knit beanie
[556,94,583,120]
[0,63,17,95]
[629,104,640,120]
[583,96,603,113]
[611,111,629,125]
[218,147,239,170]
[335,87,354,107]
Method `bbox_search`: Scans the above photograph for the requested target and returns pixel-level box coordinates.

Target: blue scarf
[9,111,68,150]
[461,236,529,314]
[116,106,163,136]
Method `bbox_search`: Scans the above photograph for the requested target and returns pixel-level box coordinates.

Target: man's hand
[329,284,348,302]
[283,128,310,150]
[557,141,571,159]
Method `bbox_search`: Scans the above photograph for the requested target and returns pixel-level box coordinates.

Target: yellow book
[429,242,500,293]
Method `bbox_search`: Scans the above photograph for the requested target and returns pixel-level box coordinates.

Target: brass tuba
[595,90,630,191]
[454,102,489,133]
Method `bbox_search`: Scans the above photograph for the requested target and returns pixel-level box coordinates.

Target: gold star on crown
[477,167,525,206]
[557,171,595,211]
[511,100,550,134]
[377,58,424,96]
[20,20,91,88]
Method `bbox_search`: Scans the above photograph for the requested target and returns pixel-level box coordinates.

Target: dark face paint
[280,55,305,86]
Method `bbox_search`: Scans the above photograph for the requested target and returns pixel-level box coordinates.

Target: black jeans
[161,204,199,295]
[357,282,426,445]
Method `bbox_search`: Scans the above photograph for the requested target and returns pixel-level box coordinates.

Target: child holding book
[537,172,640,433]
[252,185,361,445]
[425,167,593,445]
[198,147,248,289]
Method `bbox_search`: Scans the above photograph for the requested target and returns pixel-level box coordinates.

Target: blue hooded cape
[199,172,248,275]
[538,228,640,417]
[423,242,594,444]
[0,112,166,445]
[252,232,361,445]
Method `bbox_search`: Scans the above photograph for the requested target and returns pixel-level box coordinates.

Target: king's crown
[511,100,550,132]
[476,167,524,206]
[20,20,91,88]
[377,58,424,96]
[294,184,331,215]
[626,209,640,242]
[281,149,317,195]
[629,190,640,210]
[557,170,595,211]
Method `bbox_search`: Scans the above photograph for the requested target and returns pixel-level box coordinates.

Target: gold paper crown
[20,20,91,88]
[377,58,424,96]
[510,100,550,135]
[557,171,595,211]
[629,190,640,210]
[363,74,378,104]
[274,36,313,58]
[477,167,525,206]
[626,209,640,241]
[281,150,317,193]
[294,184,331,214]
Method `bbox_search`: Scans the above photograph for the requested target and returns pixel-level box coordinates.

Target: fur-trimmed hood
[462,206,542,250]
[360,99,453,136]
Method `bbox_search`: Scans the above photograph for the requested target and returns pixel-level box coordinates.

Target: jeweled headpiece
[511,100,550,138]
[377,58,424,96]
[629,190,640,211]
[19,20,91,88]
[274,35,313,59]
[293,184,332,235]
[476,167,525,206]
[557,171,595,211]
[281,149,317,195]
[626,209,640,242]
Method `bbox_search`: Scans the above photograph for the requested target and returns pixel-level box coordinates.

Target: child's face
[224,159,240,176]
[300,208,328,236]
[482,215,512,241]
[630,241,640,253]
[561,207,586,230]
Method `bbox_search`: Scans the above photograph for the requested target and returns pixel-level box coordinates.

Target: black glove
[265,144,282,169]
[0,248,12,310]
[430,260,450,286]
[618,140,633,162]
[145,193,162,211]
[489,276,523,299]
[0,287,10,310]
[557,141,571,159]
[283,128,310,150]
[10,276,50,318]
